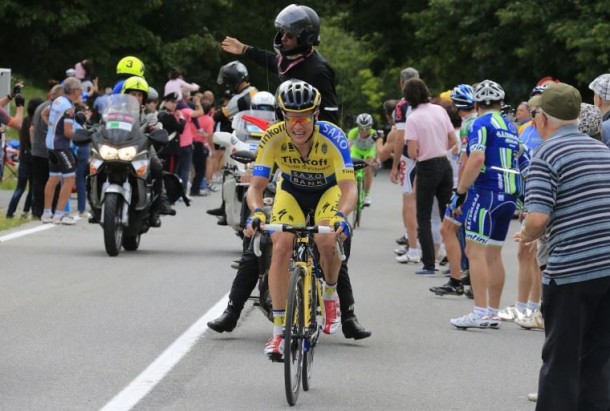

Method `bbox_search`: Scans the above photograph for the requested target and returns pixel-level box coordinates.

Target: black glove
[14,94,25,108]
[12,85,22,98]
[74,111,87,126]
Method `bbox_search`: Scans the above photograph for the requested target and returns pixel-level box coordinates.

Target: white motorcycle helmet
[251,91,276,112]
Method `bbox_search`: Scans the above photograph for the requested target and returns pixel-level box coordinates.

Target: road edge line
[99,293,230,411]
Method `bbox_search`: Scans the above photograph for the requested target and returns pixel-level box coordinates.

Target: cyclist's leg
[314,185,342,284]
[401,156,418,250]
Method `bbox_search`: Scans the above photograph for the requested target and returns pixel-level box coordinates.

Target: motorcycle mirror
[72,128,92,146]
[231,150,256,164]
[352,159,367,171]
[148,128,169,145]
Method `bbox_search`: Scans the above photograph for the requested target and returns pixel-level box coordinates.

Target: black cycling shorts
[48,148,77,176]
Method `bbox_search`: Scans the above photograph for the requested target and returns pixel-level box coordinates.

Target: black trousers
[228,235,356,319]
[31,155,49,218]
[415,157,453,270]
[190,142,208,195]
[537,276,610,411]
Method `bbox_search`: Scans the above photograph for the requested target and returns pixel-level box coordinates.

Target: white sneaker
[52,214,63,224]
[41,214,54,224]
[515,309,544,330]
[364,196,372,206]
[450,312,490,329]
[58,215,77,225]
[396,248,421,263]
[394,245,408,256]
[498,305,524,322]
[482,315,501,329]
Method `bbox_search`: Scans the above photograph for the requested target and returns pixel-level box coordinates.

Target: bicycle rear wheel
[302,275,320,391]
[284,266,305,406]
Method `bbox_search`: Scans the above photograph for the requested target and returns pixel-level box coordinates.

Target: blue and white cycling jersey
[467,111,521,195]
[45,96,74,150]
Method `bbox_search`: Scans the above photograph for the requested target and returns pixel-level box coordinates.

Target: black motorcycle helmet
[217,61,249,93]
[273,4,320,56]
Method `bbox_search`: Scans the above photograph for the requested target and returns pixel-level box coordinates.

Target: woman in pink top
[404,78,458,275]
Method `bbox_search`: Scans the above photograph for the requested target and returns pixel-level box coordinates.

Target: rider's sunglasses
[285,115,314,126]
[358,126,371,132]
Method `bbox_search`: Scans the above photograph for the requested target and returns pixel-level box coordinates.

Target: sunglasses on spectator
[531,109,539,117]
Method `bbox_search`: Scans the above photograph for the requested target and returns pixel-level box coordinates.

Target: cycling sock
[272,310,285,336]
[526,300,540,312]
[515,301,528,313]
[473,306,487,319]
[487,306,499,317]
[323,282,337,300]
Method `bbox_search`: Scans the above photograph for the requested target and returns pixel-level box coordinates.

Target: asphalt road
[0,171,541,411]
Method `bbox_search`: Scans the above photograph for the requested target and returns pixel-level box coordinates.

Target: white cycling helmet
[251,91,276,112]
[356,113,374,129]
[474,80,505,105]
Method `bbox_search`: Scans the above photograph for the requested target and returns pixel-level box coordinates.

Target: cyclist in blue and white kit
[449,80,522,329]
[430,84,477,296]
[41,77,82,225]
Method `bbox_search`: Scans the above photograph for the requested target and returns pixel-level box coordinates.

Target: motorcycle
[72,94,185,257]
[212,109,276,237]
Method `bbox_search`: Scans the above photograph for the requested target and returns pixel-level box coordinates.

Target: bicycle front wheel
[352,174,363,229]
[284,266,305,406]
[302,275,320,392]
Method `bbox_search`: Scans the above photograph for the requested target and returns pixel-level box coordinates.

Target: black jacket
[244,47,339,124]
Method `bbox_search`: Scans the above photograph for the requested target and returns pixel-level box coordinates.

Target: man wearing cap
[589,73,610,146]
[516,83,610,411]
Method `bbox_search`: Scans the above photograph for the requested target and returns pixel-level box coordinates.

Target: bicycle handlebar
[251,223,346,260]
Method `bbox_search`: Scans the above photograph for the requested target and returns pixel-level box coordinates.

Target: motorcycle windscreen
[232,110,277,142]
[98,94,145,146]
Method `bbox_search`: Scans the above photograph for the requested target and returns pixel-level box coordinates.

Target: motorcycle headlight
[118,146,137,161]
[99,144,119,160]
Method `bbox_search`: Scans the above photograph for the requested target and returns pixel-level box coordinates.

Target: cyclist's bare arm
[336,178,357,218]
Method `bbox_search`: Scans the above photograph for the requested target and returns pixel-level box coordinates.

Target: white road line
[0,224,55,243]
[100,293,230,411]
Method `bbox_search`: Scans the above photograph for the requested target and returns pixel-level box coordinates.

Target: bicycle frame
[291,232,323,334]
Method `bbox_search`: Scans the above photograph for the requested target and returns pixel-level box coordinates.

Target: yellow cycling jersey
[252,120,355,191]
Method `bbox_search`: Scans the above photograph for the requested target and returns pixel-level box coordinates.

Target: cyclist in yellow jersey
[245,79,357,360]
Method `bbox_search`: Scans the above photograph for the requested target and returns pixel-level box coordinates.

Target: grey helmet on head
[147,86,159,102]
[356,113,374,129]
[273,4,320,56]
[473,80,505,105]
[217,61,249,93]
[250,91,276,112]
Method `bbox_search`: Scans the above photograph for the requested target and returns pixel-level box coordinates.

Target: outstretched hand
[221,36,246,55]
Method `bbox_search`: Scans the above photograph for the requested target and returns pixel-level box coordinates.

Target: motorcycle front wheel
[103,193,124,257]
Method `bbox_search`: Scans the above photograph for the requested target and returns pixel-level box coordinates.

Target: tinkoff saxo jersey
[467,111,521,194]
[252,120,355,191]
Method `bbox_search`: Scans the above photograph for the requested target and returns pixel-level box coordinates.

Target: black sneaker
[395,235,408,245]
[207,207,224,216]
[429,280,464,296]
[464,286,474,299]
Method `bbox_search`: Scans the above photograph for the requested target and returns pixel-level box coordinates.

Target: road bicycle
[254,220,345,406]
[351,159,376,229]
